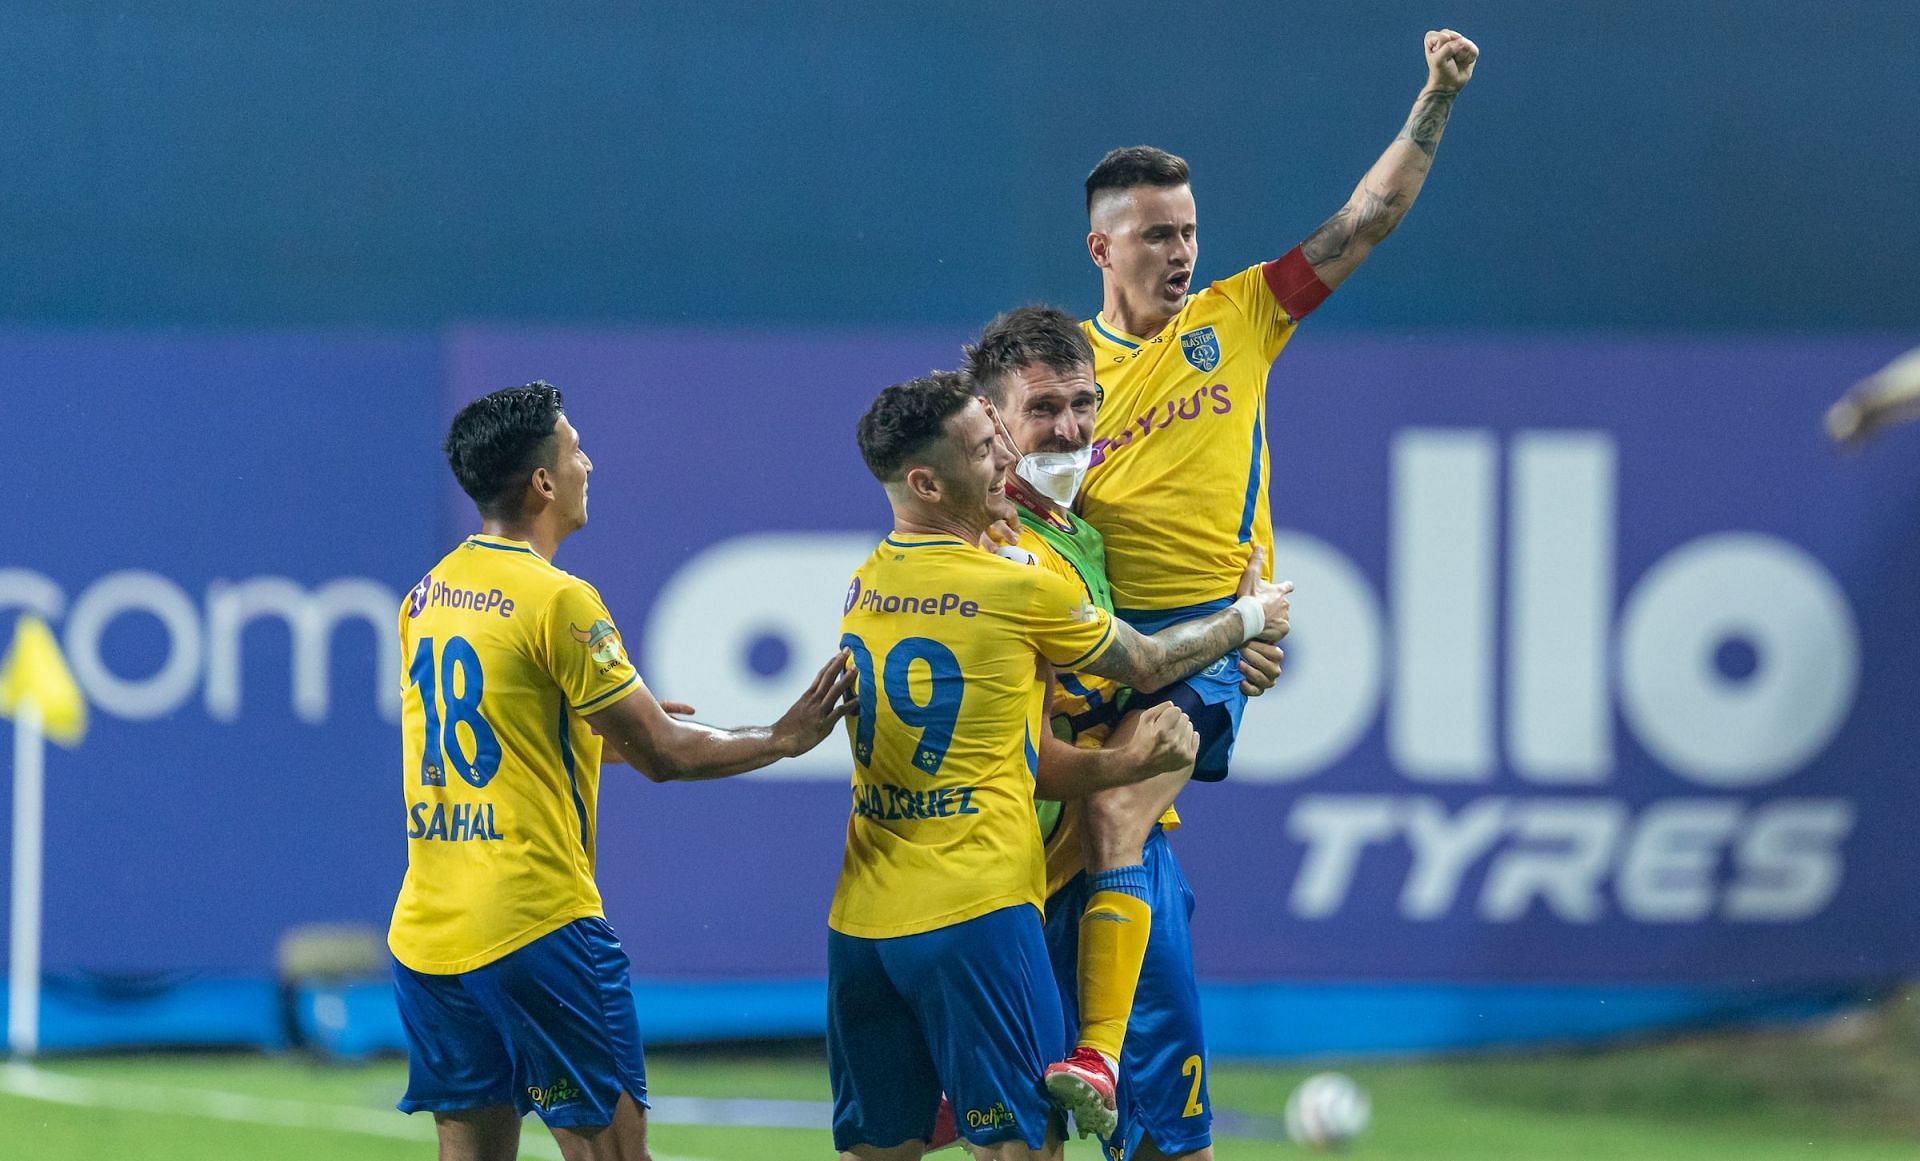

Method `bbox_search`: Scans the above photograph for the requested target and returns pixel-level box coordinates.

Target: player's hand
[1826,393,1907,449]
[1127,702,1199,779]
[1238,546,1294,642]
[658,701,696,717]
[771,648,860,757]
[1236,544,1267,596]
[1239,640,1285,697]
[1424,28,1478,92]
[982,516,1022,548]
[1249,579,1293,643]
[1825,397,1870,445]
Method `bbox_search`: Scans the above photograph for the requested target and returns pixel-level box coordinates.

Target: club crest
[1180,325,1221,373]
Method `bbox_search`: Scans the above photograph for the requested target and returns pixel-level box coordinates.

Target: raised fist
[1425,28,1479,92]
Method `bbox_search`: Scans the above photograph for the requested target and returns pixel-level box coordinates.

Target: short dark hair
[963,306,1095,406]
[1085,145,1190,215]
[444,382,566,519]
[856,370,975,483]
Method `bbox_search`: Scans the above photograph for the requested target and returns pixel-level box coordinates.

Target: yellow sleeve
[396,598,412,690]
[540,580,643,714]
[1211,262,1300,363]
[1018,566,1116,672]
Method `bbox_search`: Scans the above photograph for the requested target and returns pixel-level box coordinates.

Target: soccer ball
[1284,1071,1371,1151]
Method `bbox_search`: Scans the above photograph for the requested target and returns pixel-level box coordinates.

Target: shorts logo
[844,576,862,614]
[406,574,431,619]
[570,619,624,667]
[966,1101,1017,1130]
[1201,654,1234,680]
[526,1077,583,1111]
[1180,326,1221,373]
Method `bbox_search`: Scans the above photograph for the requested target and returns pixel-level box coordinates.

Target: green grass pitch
[6,1008,1920,1161]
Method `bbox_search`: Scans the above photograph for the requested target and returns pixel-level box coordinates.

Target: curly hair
[855,370,976,482]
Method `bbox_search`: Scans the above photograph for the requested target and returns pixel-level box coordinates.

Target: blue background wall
[4,3,1919,1056]
[3,1,1917,330]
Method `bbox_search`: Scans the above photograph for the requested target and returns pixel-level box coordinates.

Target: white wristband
[1230,595,1265,644]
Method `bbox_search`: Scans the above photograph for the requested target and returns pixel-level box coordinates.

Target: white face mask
[1015,445,1093,507]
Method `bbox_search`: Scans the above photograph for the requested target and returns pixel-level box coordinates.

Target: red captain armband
[1262,246,1333,322]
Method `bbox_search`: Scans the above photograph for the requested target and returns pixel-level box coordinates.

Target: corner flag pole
[1,617,88,1060]
[9,699,44,1057]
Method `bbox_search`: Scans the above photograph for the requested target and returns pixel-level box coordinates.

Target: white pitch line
[646,1094,832,1130]
[0,1063,722,1161]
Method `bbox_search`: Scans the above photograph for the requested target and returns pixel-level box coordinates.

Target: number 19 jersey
[828,533,1118,940]
[388,534,643,975]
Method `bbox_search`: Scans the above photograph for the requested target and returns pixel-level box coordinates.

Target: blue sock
[1090,863,1150,901]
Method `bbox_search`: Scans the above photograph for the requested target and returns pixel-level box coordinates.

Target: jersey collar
[1090,312,1148,350]
[883,531,973,549]
[465,534,539,556]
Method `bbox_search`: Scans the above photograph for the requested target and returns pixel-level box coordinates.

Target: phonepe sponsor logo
[845,577,980,619]
[0,568,401,724]
[410,573,517,619]
[641,432,1864,928]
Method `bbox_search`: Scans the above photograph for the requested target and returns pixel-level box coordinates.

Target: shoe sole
[1045,1070,1119,1140]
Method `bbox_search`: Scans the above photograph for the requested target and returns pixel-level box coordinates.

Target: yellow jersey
[388,534,642,975]
[1080,261,1306,612]
[828,532,1117,939]
[1014,522,1180,901]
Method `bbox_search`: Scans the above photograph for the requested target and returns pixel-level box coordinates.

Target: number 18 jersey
[388,534,642,975]
[828,533,1118,940]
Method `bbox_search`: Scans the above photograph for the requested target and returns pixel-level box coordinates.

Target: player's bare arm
[586,648,857,781]
[1298,29,1478,291]
[1034,701,1198,800]
[1080,579,1291,694]
[1826,347,1920,446]
[594,699,693,766]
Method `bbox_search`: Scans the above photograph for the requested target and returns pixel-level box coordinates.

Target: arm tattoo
[1398,88,1457,158]
[1080,611,1244,694]
[1301,203,1357,267]
[1299,88,1454,280]
[1301,185,1406,266]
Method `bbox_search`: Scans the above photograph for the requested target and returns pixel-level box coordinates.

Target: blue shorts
[1117,599,1247,782]
[828,904,1066,1152]
[392,916,648,1129]
[1045,827,1211,1158]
